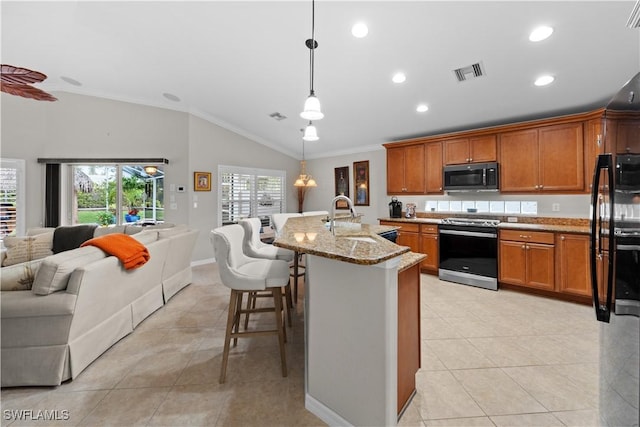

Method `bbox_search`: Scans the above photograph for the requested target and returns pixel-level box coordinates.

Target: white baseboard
[305,393,353,427]
[191,258,215,267]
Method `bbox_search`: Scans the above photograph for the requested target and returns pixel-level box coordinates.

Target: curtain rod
[37,158,169,164]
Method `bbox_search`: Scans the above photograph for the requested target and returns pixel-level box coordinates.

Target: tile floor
[1,264,600,426]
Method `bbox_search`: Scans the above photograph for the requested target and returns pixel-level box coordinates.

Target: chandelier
[294,138,317,188]
[300,0,323,141]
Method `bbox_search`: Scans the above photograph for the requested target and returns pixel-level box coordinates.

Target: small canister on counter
[405,203,416,218]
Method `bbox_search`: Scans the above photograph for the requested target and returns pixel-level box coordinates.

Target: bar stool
[210,224,289,383]
[271,213,305,302]
[239,218,294,326]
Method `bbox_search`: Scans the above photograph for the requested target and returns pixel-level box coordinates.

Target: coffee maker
[389,197,402,218]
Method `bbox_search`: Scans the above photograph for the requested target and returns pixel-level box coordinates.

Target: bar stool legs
[219,287,288,384]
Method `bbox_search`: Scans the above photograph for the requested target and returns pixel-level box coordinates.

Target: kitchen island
[274,216,423,426]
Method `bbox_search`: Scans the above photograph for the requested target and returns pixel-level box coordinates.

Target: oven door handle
[617,244,640,251]
[439,229,497,238]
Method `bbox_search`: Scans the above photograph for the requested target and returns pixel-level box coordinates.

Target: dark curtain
[44,163,60,227]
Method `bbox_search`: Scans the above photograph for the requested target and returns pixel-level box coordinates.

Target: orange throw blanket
[81,233,150,270]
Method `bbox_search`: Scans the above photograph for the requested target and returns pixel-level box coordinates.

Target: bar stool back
[210,224,289,383]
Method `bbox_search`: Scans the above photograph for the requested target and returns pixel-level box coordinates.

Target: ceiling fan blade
[1,64,48,85]
[1,83,57,101]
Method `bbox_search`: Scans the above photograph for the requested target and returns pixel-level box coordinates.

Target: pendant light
[302,121,319,141]
[300,0,324,121]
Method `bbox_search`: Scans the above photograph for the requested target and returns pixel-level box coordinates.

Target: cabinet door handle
[469,158,473,162]
[561,236,565,240]
[521,245,526,249]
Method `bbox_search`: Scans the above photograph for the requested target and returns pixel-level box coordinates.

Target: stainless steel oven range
[438,217,500,291]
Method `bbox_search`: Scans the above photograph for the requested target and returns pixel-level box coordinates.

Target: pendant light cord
[309,0,315,93]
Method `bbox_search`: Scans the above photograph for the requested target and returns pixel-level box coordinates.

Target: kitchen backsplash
[390,194,590,218]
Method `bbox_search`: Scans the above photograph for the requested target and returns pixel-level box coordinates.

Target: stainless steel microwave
[443,162,499,192]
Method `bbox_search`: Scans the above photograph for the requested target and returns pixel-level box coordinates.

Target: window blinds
[219,166,286,226]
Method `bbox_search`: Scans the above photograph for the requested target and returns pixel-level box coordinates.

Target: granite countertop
[398,252,426,272]
[497,222,589,234]
[273,216,409,265]
[378,217,590,234]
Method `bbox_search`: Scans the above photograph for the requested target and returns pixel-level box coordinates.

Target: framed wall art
[353,160,370,206]
[334,166,350,209]
[194,171,211,191]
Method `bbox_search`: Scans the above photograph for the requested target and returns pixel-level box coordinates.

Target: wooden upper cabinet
[386,147,406,194]
[470,135,497,163]
[616,119,640,154]
[425,142,443,193]
[500,122,584,192]
[443,135,496,165]
[444,138,470,165]
[499,129,539,192]
[584,118,604,192]
[386,143,426,194]
[538,122,584,191]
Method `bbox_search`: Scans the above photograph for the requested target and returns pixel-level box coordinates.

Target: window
[0,159,25,238]
[69,164,164,226]
[219,165,286,227]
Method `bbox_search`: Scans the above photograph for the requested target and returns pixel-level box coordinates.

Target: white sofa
[0,225,198,387]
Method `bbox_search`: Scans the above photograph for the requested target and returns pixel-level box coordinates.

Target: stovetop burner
[440,217,501,227]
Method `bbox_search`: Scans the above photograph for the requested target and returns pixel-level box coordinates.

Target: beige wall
[1,92,299,261]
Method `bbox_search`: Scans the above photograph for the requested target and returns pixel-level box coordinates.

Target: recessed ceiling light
[163,92,181,102]
[529,26,553,42]
[392,72,406,84]
[351,22,368,38]
[534,75,555,86]
[60,76,82,86]
[416,104,429,113]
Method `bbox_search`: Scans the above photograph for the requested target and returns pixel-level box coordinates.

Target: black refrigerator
[590,72,640,427]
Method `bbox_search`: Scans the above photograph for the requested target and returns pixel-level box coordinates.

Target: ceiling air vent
[453,62,485,82]
[269,112,287,121]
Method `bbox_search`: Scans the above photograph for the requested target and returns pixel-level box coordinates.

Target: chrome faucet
[330,195,357,235]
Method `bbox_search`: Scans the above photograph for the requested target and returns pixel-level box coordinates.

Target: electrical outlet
[552,203,560,212]
[507,216,518,223]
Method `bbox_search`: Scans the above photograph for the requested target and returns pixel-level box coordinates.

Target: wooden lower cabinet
[556,233,592,298]
[526,243,556,291]
[498,240,527,285]
[397,262,421,414]
[380,220,439,274]
[396,223,420,253]
[499,230,555,291]
[420,224,439,272]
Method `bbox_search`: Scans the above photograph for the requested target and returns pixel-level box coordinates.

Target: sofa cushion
[157,224,189,239]
[1,259,43,291]
[52,225,98,254]
[26,227,56,236]
[2,232,54,267]
[93,225,126,238]
[31,246,106,295]
[132,229,159,245]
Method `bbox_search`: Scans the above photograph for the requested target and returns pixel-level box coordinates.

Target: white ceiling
[2,1,639,159]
